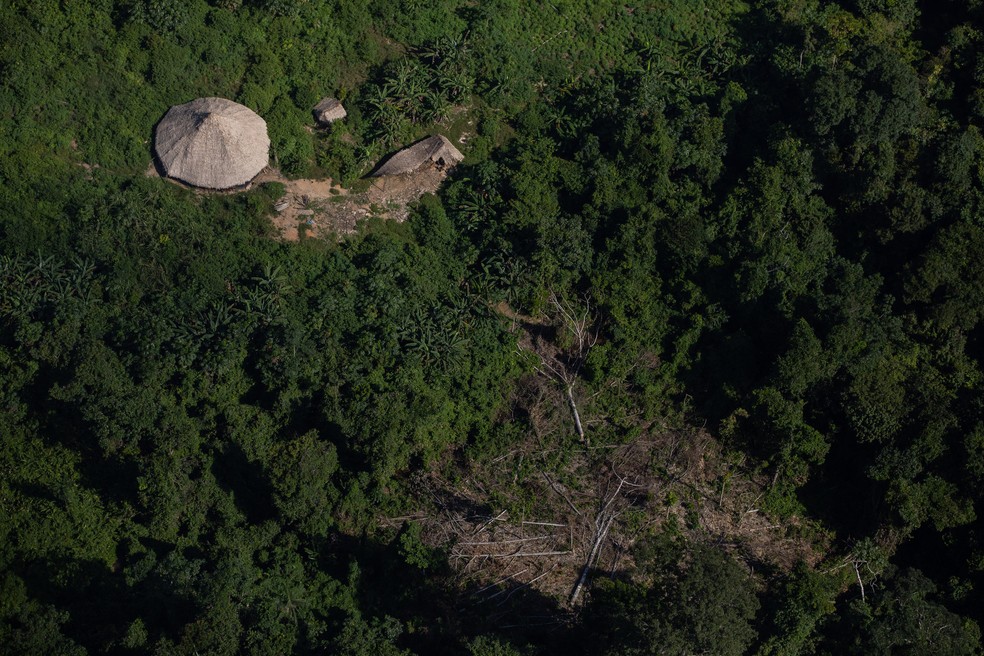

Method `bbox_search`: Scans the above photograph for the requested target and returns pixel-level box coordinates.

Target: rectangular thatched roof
[371,135,463,177]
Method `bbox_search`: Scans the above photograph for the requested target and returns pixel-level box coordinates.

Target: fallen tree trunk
[569,512,616,605]
[566,385,586,443]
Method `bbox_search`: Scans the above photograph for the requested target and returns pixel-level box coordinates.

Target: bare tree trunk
[569,479,626,605]
[854,561,866,602]
[524,291,599,444]
[569,513,616,605]
[566,385,585,443]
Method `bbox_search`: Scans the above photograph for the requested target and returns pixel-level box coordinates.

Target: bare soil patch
[146,162,452,240]
[261,165,449,240]
[252,171,349,241]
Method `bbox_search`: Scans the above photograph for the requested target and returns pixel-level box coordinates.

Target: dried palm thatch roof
[371,135,463,177]
[155,97,270,190]
[313,97,346,125]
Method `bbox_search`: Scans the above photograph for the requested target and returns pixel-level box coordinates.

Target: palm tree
[422,89,453,125]
[389,59,422,101]
[438,65,473,101]
[364,84,392,114]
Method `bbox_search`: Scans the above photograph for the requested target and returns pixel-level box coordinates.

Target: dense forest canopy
[2,0,984,654]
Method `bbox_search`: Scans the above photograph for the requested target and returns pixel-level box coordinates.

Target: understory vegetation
[2,0,984,654]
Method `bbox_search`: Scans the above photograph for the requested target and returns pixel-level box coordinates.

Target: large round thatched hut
[155,97,270,190]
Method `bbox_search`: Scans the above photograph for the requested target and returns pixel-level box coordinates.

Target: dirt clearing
[147,161,453,240]
[257,165,450,240]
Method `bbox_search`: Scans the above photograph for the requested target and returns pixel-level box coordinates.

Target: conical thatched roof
[371,135,463,177]
[155,97,270,190]
[313,97,346,126]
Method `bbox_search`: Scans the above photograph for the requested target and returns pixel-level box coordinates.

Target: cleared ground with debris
[379,301,828,626]
[147,158,455,240]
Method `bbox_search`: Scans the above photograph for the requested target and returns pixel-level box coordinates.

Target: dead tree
[526,292,598,444]
[569,471,641,605]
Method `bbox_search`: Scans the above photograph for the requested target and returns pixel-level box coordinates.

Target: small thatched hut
[313,97,347,126]
[371,135,463,177]
[155,97,270,190]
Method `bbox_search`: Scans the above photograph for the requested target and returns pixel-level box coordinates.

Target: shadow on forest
[796,437,887,535]
[12,526,580,654]
[210,440,277,524]
[324,530,576,655]
[13,551,197,650]
[31,389,143,509]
